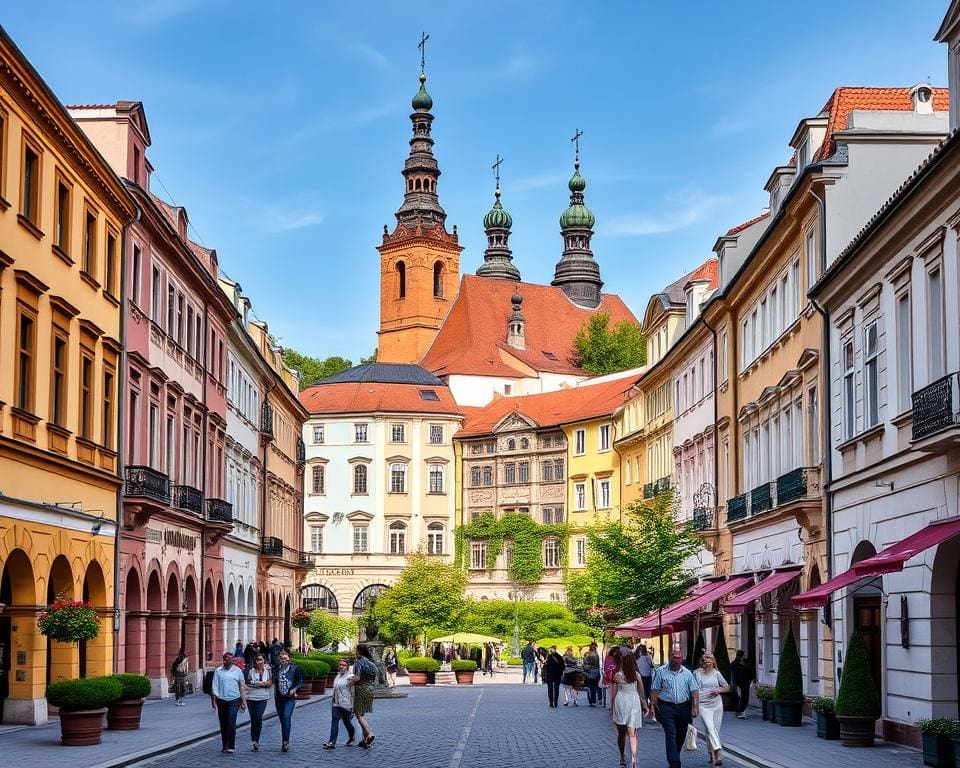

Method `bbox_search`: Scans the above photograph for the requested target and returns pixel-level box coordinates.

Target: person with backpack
[209,651,247,754]
[351,643,377,748]
[170,648,189,706]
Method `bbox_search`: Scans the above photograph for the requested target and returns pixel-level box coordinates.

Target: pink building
[71,102,237,694]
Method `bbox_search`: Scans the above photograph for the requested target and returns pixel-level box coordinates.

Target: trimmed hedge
[296,659,330,679]
[811,696,835,715]
[916,717,960,737]
[773,628,803,702]
[451,660,477,672]
[835,632,880,717]
[47,676,122,711]
[403,657,440,673]
[111,673,152,700]
[755,685,775,701]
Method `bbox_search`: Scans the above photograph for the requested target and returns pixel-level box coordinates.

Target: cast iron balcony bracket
[124,465,171,505]
[261,536,283,556]
[171,484,203,514]
[912,372,960,441]
[692,506,716,531]
[206,497,233,524]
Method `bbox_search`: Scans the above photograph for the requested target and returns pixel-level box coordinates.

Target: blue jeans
[276,695,296,743]
[328,705,355,744]
[215,697,241,750]
[658,700,692,768]
[522,661,535,682]
[247,699,268,744]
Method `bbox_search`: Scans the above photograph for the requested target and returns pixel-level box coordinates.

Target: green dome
[568,168,586,192]
[412,73,433,110]
[560,203,595,229]
[483,192,512,229]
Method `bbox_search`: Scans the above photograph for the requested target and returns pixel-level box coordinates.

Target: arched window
[389,521,407,555]
[353,584,387,614]
[427,522,444,555]
[415,178,422,191]
[407,179,413,191]
[433,261,444,298]
[396,261,406,299]
[520,438,529,450]
[507,439,516,451]
[353,464,368,494]
[300,584,338,613]
[389,462,407,493]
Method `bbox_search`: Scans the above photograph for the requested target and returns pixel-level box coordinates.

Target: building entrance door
[853,595,882,692]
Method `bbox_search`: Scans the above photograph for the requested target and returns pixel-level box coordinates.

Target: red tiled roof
[816,87,949,160]
[457,374,640,437]
[725,212,770,236]
[299,381,460,416]
[421,275,638,378]
[660,258,719,305]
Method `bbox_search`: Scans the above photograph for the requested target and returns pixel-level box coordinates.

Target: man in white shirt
[210,651,247,754]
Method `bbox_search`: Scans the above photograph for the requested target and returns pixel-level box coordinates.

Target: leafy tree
[281,348,353,390]
[573,312,646,375]
[306,610,358,649]
[359,349,378,365]
[454,600,593,642]
[373,554,466,646]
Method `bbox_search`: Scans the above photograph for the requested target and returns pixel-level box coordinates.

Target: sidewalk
[0,690,329,768]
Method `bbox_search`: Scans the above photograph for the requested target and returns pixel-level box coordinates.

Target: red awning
[852,517,960,578]
[792,568,865,610]
[625,576,752,637]
[723,568,801,614]
[611,582,716,634]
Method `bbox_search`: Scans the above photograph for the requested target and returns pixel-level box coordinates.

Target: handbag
[684,724,699,752]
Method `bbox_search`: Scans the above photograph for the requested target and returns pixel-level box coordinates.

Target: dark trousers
[215,697,241,750]
[248,699,268,743]
[641,675,652,702]
[276,695,296,742]
[328,705,355,744]
[546,678,561,707]
[734,681,751,714]
[586,674,599,704]
[658,699,692,768]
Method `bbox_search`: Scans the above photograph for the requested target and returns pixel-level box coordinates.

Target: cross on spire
[492,154,504,188]
[571,128,583,163]
[419,31,429,75]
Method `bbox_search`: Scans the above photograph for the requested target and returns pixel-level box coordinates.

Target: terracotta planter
[295,684,312,700]
[326,672,336,688]
[408,671,428,686]
[107,698,144,730]
[58,708,107,746]
[313,677,326,694]
[774,700,803,727]
[815,711,840,740]
[837,715,878,747]
[454,671,475,685]
[922,733,955,767]
[427,671,436,685]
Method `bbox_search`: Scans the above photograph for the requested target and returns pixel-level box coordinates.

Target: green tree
[573,312,646,375]
[359,349,378,364]
[455,600,593,642]
[281,348,353,390]
[373,554,467,646]
[306,610,358,649]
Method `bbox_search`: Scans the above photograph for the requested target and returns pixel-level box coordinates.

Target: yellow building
[0,28,135,723]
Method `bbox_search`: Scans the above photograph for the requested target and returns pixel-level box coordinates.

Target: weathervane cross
[492,154,504,187]
[571,128,583,161]
[419,31,429,74]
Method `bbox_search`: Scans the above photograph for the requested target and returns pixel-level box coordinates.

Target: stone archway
[931,534,960,718]
[124,568,145,674]
[283,594,292,649]
[165,571,182,684]
[227,583,237,651]
[47,555,75,683]
[146,568,164,679]
[1,549,36,724]
[849,540,882,696]
[805,564,822,692]
[81,560,109,678]
[183,574,199,670]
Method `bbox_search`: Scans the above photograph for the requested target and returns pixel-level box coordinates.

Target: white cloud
[502,51,538,77]
[282,102,395,144]
[607,189,729,236]
[260,207,324,234]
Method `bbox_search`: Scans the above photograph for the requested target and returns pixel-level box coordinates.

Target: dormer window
[797,139,809,171]
[911,84,934,114]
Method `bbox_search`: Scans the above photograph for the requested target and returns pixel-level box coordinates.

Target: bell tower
[377,33,462,364]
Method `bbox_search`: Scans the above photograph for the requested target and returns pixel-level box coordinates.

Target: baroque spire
[476,154,520,281]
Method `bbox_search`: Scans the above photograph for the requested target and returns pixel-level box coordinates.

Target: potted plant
[37,599,101,643]
[291,608,311,631]
[46,676,122,746]
[835,632,881,747]
[317,653,340,688]
[106,673,152,730]
[403,657,439,686]
[452,660,477,684]
[812,697,840,740]
[917,718,960,767]
[756,685,775,721]
[773,628,804,726]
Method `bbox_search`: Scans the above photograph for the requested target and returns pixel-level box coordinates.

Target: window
[520,437,529,449]
[518,462,529,483]
[555,459,564,480]
[428,463,445,493]
[575,538,586,567]
[427,523,444,555]
[470,541,487,569]
[542,461,554,482]
[554,508,565,523]
[186,306,194,356]
[507,438,515,451]
[843,339,855,439]
[470,466,481,486]
[83,209,97,278]
[542,508,553,524]
[50,333,67,426]
[102,370,115,449]
[791,260,800,317]
[55,177,71,254]
[353,464,368,494]
[574,482,586,510]
[806,229,817,289]
[419,389,439,401]
[389,521,407,555]
[429,424,444,444]
[312,425,325,444]
[482,466,493,485]
[504,462,516,484]
[310,525,323,553]
[807,389,818,466]
[79,352,94,440]
[105,231,118,296]
[391,423,405,442]
[543,539,561,568]
[719,330,728,382]
[15,311,36,412]
[390,462,407,493]
[311,465,325,495]
[176,293,183,345]
[896,292,913,411]
[151,267,161,323]
[433,261,443,298]
[353,524,369,553]
[148,403,159,468]
[21,141,40,225]
[165,414,175,479]
[131,245,142,305]
[598,479,611,509]
[167,283,174,332]
[863,321,879,428]
[575,428,586,455]
[354,423,368,442]
[396,261,406,299]
[598,424,611,451]
[928,267,945,379]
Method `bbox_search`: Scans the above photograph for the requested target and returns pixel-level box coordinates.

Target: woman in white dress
[610,653,650,768]
[695,653,731,766]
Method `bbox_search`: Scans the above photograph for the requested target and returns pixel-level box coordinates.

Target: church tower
[476,155,520,281]
[377,38,462,364]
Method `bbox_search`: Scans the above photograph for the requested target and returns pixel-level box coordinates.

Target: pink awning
[611,581,716,634]
[852,517,960,578]
[723,568,801,614]
[622,576,752,637]
[792,568,865,610]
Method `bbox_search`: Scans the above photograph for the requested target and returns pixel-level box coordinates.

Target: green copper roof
[483,189,512,229]
[568,168,586,192]
[412,73,433,110]
[560,203,595,229]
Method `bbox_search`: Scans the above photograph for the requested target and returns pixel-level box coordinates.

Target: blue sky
[4,1,950,360]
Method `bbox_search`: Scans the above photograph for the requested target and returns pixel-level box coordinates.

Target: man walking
[731,650,755,719]
[521,640,537,684]
[210,651,247,754]
[651,647,699,768]
[582,642,601,707]
[637,645,655,715]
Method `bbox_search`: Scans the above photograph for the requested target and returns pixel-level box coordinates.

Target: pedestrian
[536,646,547,684]
[209,651,247,754]
[650,647,700,768]
[169,647,189,706]
[243,642,258,670]
[695,652,730,766]
[611,652,650,768]
[323,658,357,749]
[233,640,243,659]
[352,643,378,748]
[269,637,283,669]
[542,645,565,708]
[636,645,655,716]
[601,646,622,709]
[521,640,537,683]
[483,643,494,676]
[583,642,601,707]
[561,646,580,706]
[246,653,273,752]
[730,650,755,719]
[383,647,398,687]
[274,650,304,753]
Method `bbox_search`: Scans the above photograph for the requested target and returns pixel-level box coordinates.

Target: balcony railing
[751,483,772,514]
[261,536,283,556]
[124,466,170,505]
[299,551,314,568]
[727,466,820,525]
[171,484,203,514]
[727,494,748,523]
[912,373,960,441]
[776,467,810,506]
[643,476,672,499]
[260,402,274,437]
[642,482,655,499]
[206,498,233,524]
[692,506,715,531]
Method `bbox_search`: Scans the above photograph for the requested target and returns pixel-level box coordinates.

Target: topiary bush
[691,631,706,668]
[297,659,329,679]
[773,628,803,702]
[713,629,732,683]
[835,632,880,717]
[403,657,440,673]
[451,660,477,672]
[47,677,122,711]
[111,673,152,700]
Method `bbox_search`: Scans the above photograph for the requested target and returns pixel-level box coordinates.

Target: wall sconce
[875,480,894,491]
[900,594,910,648]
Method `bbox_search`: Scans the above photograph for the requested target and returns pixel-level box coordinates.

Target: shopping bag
[684,724,699,751]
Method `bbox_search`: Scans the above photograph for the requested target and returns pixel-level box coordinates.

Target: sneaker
[322,742,335,750]
[252,743,259,752]
[225,748,235,754]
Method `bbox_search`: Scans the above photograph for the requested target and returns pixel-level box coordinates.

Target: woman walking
[611,653,649,768]
[695,652,730,765]
[323,658,356,749]
[352,644,377,748]
[561,646,580,706]
[246,654,273,751]
[542,646,565,708]
[600,646,622,709]
[274,650,304,752]
[383,647,398,688]
[170,648,189,706]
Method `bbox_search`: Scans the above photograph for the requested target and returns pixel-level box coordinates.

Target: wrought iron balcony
[171,484,203,514]
[692,506,715,532]
[206,498,233,524]
[751,483,772,514]
[298,550,315,567]
[124,465,170,504]
[261,536,283,556]
[776,467,811,506]
[912,373,960,441]
[260,402,274,437]
[727,494,748,523]
[642,482,655,499]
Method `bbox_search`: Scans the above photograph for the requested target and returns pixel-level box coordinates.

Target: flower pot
[408,671,428,686]
[815,711,840,740]
[837,715,877,747]
[106,698,144,730]
[454,671,475,685]
[295,684,312,700]
[427,671,436,685]
[922,733,955,767]
[761,699,771,721]
[58,708,108,746]
[774,700,803,727]
[326,672,336,689]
